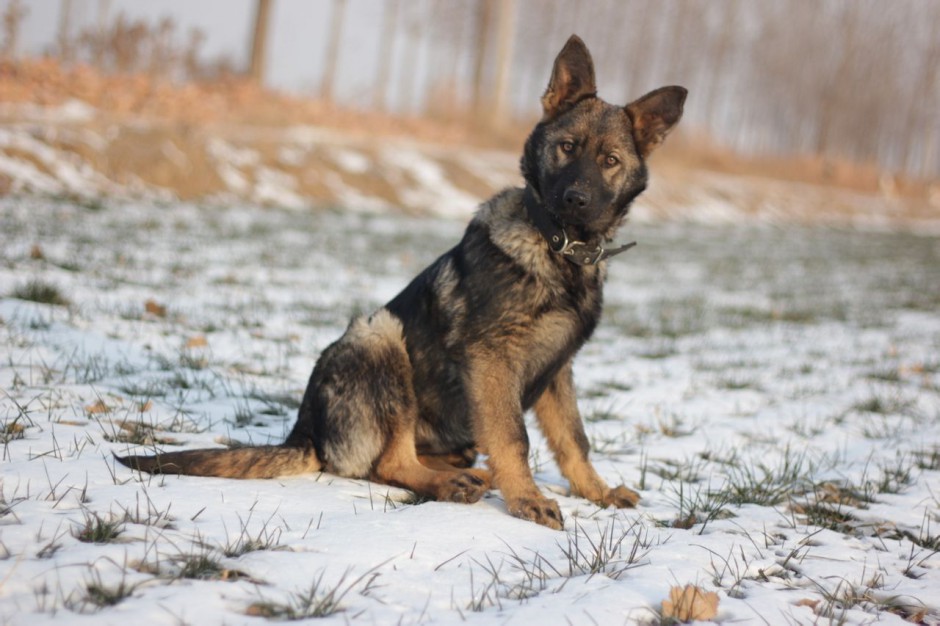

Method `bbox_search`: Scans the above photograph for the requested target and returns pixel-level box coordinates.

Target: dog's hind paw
[599,485,641,508]
[507,496,564,530]
[438,470,490,504]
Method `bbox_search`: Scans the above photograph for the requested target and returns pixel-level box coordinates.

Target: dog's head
[521,35,686,240]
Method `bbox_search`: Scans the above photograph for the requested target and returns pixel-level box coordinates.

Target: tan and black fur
[118,35,686,530]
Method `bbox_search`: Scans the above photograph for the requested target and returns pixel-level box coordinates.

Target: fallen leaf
[245,603,277,618]
[185,335,208,348]
[795,598,820,610]
[662,585,719,622]
[2,422,26,435]
[144,299,167,317]
[85,400,111,415]
[30,244,44,259]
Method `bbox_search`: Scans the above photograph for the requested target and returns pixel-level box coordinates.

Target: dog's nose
[563,189,590,209]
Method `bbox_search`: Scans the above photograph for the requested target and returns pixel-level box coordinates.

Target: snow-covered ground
[3,99,939,231]
[1,196,938,625]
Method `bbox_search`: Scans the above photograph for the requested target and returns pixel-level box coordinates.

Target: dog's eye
[560,141,575,154]
[605,154,620,167]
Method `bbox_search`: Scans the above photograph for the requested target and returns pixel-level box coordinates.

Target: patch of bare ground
[1,57,936,225]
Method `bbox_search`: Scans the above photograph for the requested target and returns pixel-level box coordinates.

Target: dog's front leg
[534,362,640,509]
[467,362,564,530]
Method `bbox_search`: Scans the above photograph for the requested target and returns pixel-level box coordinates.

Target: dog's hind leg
[308,310,489,503]
[416,446,477,469]
[417,448,492,487]
[374,426,490,503]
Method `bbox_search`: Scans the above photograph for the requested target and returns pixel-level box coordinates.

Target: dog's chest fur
[387,188,604,449]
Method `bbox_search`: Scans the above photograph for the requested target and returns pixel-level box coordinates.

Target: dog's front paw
[507,496,564,530]
[439,470,490,504]
[599,485,640,508]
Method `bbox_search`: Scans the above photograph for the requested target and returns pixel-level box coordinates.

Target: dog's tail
[115,444,321,479]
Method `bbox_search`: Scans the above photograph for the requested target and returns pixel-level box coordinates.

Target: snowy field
[1,196,938,625]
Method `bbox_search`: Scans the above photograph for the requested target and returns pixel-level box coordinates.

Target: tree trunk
[320,0,348,102]
[92,0,110,66]
[56,0,74,62]
[704,0,737,128]
[471,0,495,119]
[249,0,273,84]
[491,0,515,128]
[373,0,398,111]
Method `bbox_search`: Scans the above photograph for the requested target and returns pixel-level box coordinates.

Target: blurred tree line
[379,0,939,179]
[2,0,938,179]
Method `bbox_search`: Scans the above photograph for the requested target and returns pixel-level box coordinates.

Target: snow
[381,147,485,217]
[0,196,938,625]
[0,127,116,197]
[0,99,96,124]
[328,147,372,175]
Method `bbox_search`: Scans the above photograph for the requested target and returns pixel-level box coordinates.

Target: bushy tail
[116,445,321,479]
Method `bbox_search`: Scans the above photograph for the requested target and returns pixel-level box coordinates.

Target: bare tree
[373,0,399,111]
[702,0,738,128]
[471,0,495,118]
[56,0,74,62]
[23,0,940,177]
[248,0,273,84]
[393,0,424,113]
[423,0,474,118]
[320,0,348,102]
[1,0,28,59]
[93,0,111,66]
[903,3,940,176]
[491,0,515,126]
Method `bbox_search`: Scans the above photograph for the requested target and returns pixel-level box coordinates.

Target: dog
[118,35,686,530]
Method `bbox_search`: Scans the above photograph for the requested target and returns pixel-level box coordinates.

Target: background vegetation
[3,0,939,181]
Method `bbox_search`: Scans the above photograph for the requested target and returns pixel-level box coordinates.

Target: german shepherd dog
[118,36,686,530]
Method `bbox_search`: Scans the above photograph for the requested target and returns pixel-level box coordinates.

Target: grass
[583,400,622,423]
[557,519,652,579]
[463,519,657,611]
[715,374,763,391]
[115,492,175,529]
[11,280,70,306]
[793,498,859,535]
[874,455,915,494]
[913,446,940,471]
[667,481,735,532]
[647,456,707,483]
[222,512,283,557]
[720,446,815,506]
[175,543,225,580]
[853,390,918,418]
[67,569,142,612]
[77,578,136,609]
[72,512,124,544]
[2,204,940,623]
[102,421,179,446]
[246,568,380,620]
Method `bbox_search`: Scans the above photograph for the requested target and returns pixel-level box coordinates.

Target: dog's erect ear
[541,35,597,120]
[625,86,687,157]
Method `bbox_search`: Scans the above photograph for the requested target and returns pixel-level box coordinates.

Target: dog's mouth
[547,202,613,237]
[542,183,618,234]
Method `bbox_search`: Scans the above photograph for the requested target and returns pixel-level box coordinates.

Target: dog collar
[522,185,636,266]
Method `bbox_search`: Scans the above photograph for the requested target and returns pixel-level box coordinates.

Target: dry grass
[1,56,935,226]
[3,57,935,201]
[0,57,495,147]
